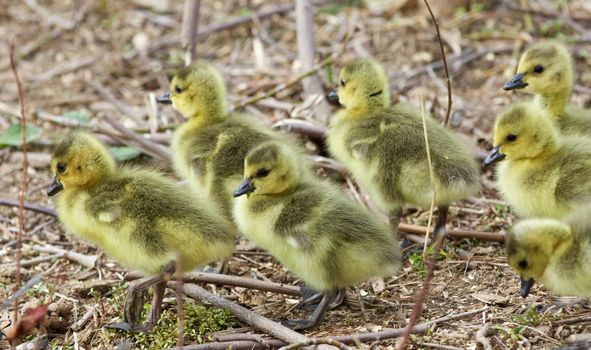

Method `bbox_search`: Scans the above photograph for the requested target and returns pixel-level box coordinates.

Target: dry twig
[475,322,493,350]
[125,271,301,296]
[423,0,452,127]
[295,0,332,125]
[32,245,98,268]
[0,199,57,217]
[169,283,310,345]
[9,38,29,331]
[180,0,201,65]
[0,276,42,313]
[419,95,436,258]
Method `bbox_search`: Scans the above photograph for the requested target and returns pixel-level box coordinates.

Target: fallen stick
[8,253,62,268]
[32,245,97,268]
[126,271,301,296]
[398,223,505,242]
[164,339,287,350]
[89,81,144,124]
[475,322,492,350]
[0,275,42,312]
[0,199,57,217]
[169,282,310,344]
[552,314,591,326]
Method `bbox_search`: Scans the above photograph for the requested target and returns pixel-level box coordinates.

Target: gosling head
[484,102,557,166]
[157,62,227,120]
[233,142,300,198]
[506,218,573,297]
[503,42,573,98]
[330,59,391,113]
[48,132,116,196]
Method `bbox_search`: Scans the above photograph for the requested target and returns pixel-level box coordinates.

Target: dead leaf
[4,305,49,346]
[471,292,508,305]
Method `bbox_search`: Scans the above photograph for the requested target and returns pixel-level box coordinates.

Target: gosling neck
[535,87,570,118]
[188,99,228,126]
[344,98,387,118]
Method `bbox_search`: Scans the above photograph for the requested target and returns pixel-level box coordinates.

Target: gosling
[484,102,591,219]
[503,41,591,136]
[327,59,481,236]
[506,204,591,298]
[48,132,235,331]
[157,62,291,221]
[233,141,401,330]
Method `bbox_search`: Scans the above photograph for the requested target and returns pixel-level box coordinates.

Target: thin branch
[169,282,310,344]
[180,0,201,65]
[398,223,505,243]
[164,339,287,350]
[9,38,29,328]
[295,0,332,125]
[423,0,452,127]
[397,231,446,349]
[32,245,98,268]
[102,115,172,162]
[0,276,42,312]
[126,271,301,296]
[475,322,492,350]
[0,199,57,217]
[279,339,351,350]
[419,95,436,258]
[232,57,332,111]
[176,254,184,348]
[89,81,143,124]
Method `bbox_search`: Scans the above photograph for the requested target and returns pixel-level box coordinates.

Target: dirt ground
[1,0,591,349]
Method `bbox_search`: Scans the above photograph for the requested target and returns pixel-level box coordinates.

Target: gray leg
[282,288,342,330]
[434,205,449,239]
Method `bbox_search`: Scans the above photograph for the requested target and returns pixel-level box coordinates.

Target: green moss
[126,301,237,349]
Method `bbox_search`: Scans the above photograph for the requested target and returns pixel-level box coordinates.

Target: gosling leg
[388,208,403,232]
[433,205,449,240]
[282,288,342,330]
[104,261,176,332]
[297,285,345,311]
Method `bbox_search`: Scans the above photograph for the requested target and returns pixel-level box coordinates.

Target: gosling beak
[520,277,535,298]
[503,73,528,91]
[47,176,64,196]
[327,90,340,104]
[156,92,172,105]
[233,179,256,198]
[483,146,506,166]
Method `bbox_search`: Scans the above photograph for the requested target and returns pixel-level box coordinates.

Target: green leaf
[110,146,141,161]
[63,110,91,123]
[326,63,334,85]
[0,123,43,146]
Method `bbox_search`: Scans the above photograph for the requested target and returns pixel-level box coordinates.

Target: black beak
[520,277,535,298]
[233,179,256,198]
[483,146,506,166]
[327,90,340,104]
[47,176,64,196]
[156,92,172,105]
[503,73,528,91]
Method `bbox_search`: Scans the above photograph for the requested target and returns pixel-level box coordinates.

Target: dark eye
[256,168,270,178]
[518,260,528,269]
[57,163,67,173]
[175,85,183,93]
[533,65,544,74]
[507,134,517,142]
[340,80,346,87]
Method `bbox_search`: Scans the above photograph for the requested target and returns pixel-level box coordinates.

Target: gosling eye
[340,79,346,87]
[256,168,271,178]
[518,259,528,269]
[175,85,183,94]
[507,134,518,142]
[57,163,67,174]
[533,65,544,74]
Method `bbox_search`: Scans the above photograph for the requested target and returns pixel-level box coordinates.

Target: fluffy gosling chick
[157,62,284,221]
[327,59,481,235]
[49,132,235,330]
[484,102,591,219]
[233,141,401,330]
[506,204,591,298]
[503,41,591,136]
